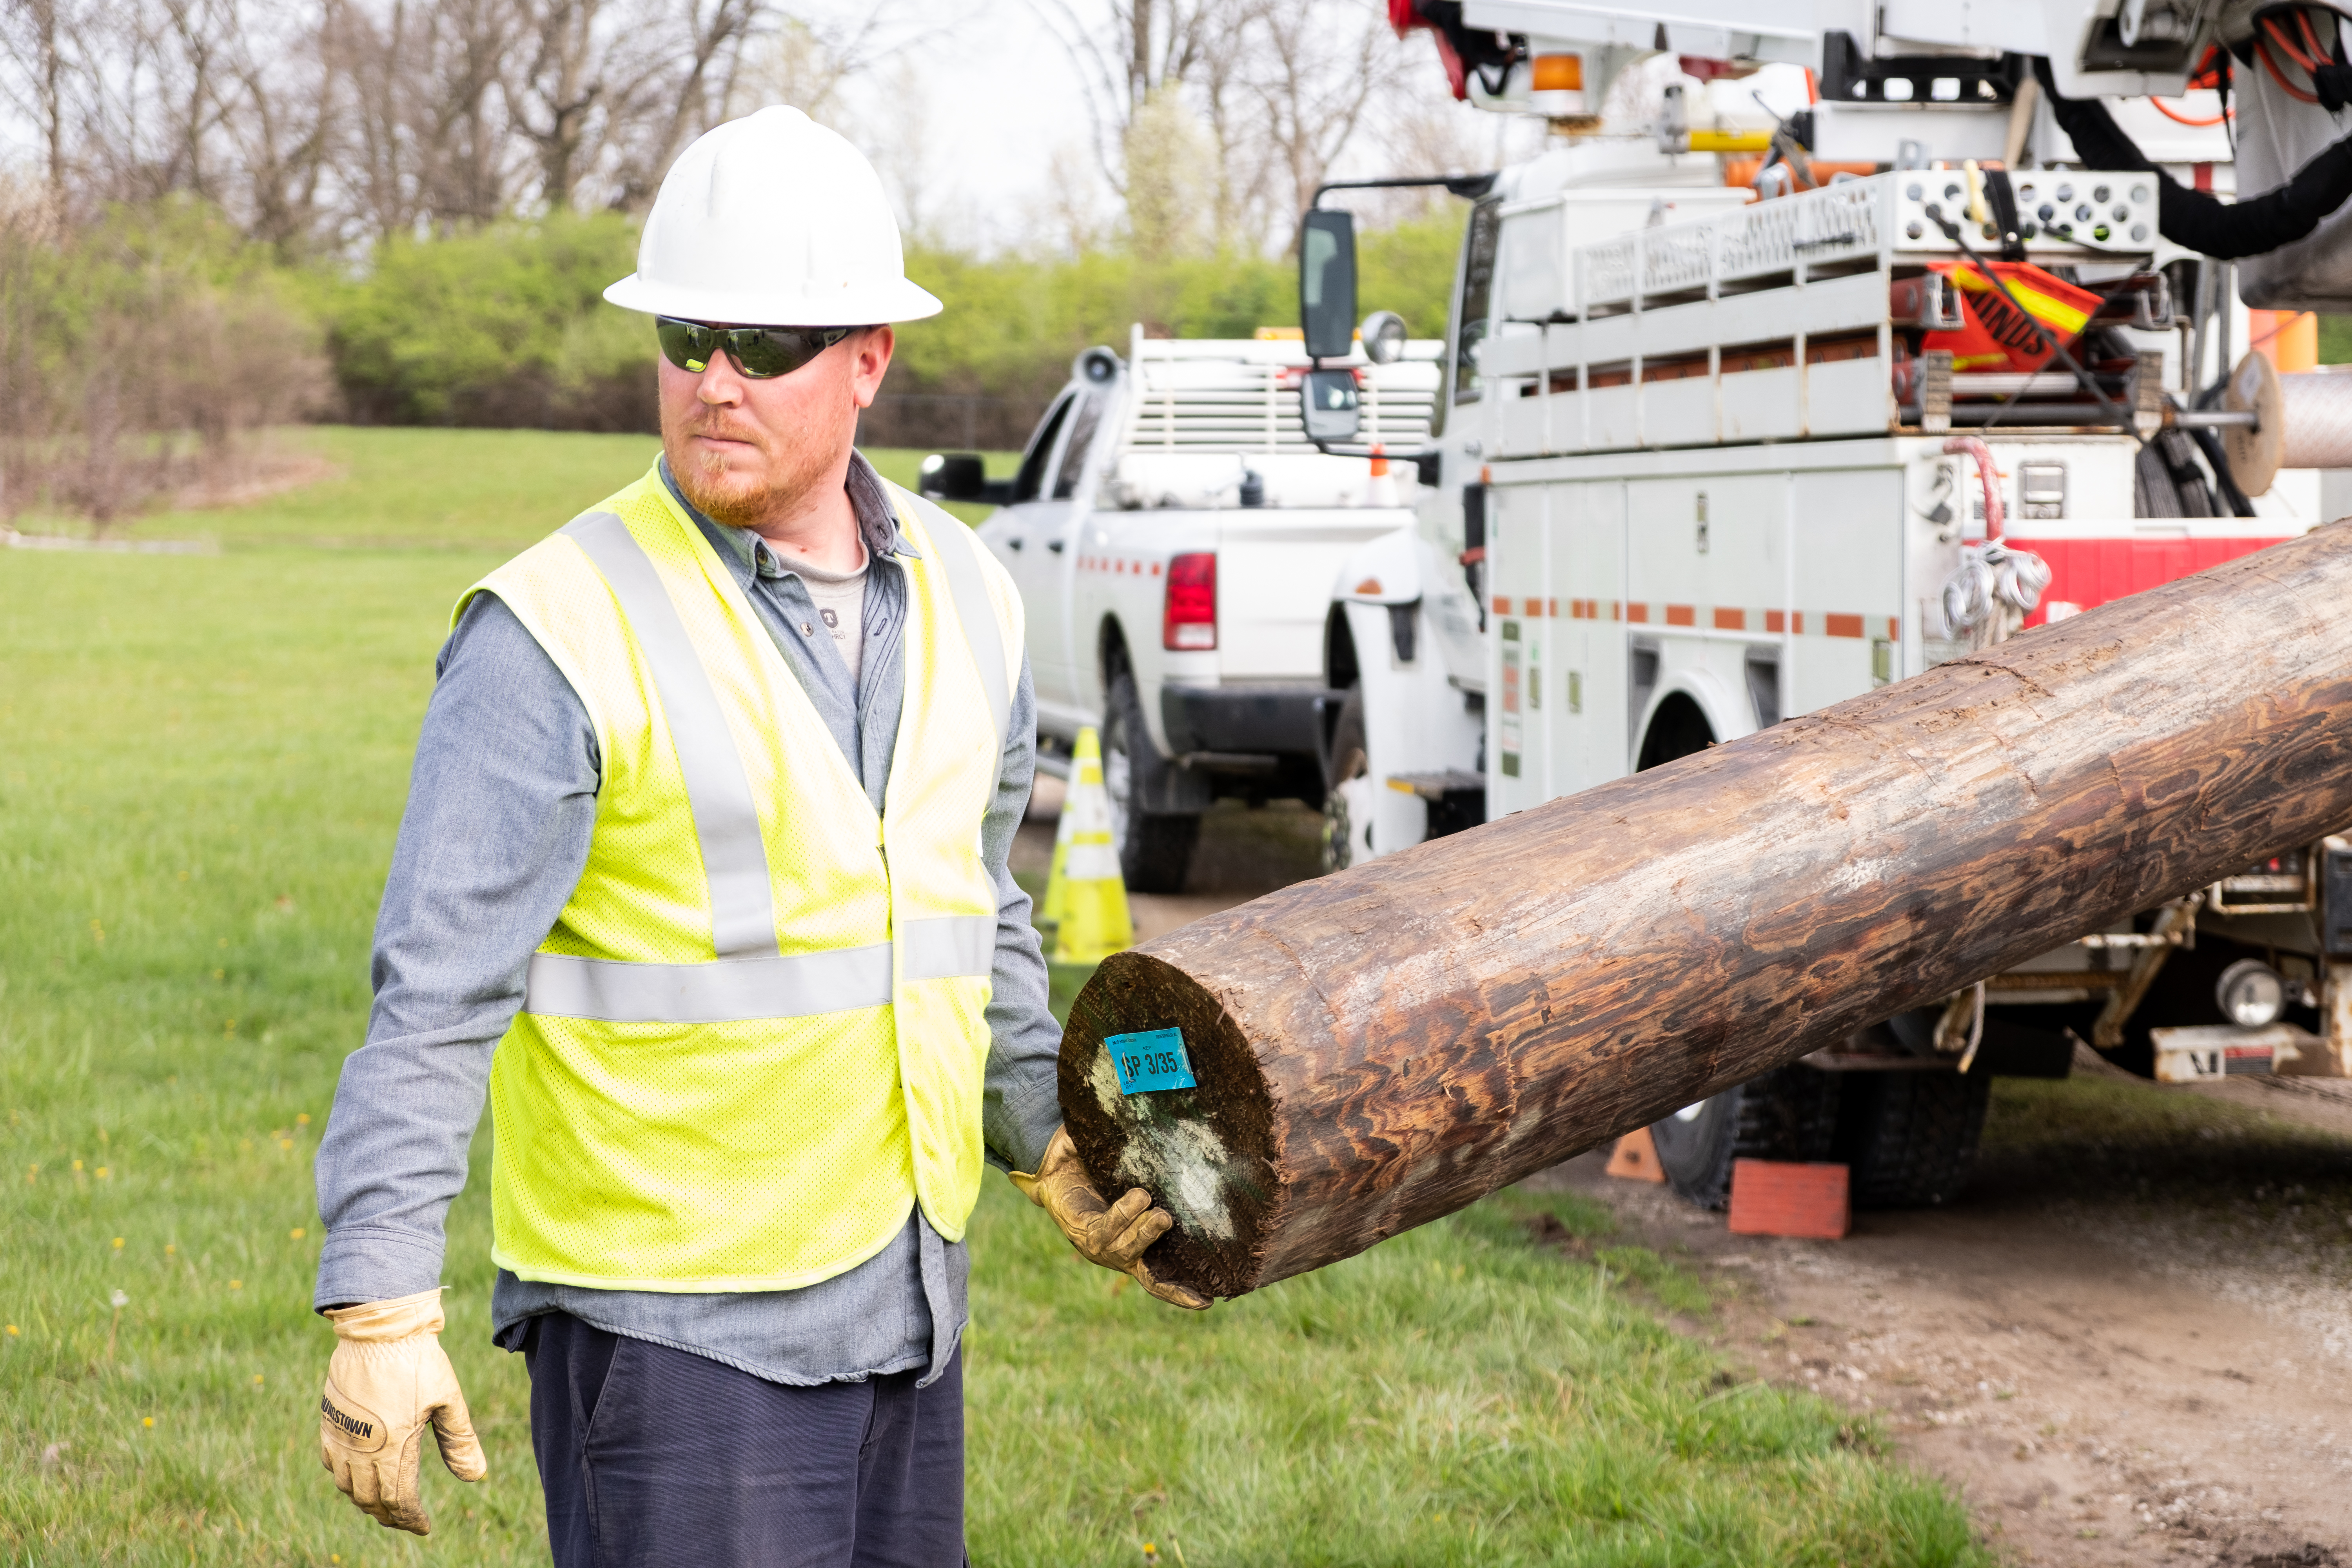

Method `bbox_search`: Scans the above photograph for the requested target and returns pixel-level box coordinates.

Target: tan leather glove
[1010,1126,1209,1310]
[319,1288,486,1535]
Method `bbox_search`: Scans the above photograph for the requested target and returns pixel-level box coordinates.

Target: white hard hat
[603,106,942,327]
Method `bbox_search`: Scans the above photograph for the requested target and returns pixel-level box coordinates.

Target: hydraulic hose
[2032,57,2352,260]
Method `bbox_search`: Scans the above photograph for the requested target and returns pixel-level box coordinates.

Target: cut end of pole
[1060,950,1280,1301]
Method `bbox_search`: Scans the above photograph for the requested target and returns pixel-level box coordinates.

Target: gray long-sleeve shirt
[313,453,1063,1388]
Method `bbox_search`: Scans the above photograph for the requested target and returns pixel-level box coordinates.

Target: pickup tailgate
[1216,510,1412,677]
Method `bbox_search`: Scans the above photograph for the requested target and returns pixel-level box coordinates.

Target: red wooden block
[1726,1159,1850,1240]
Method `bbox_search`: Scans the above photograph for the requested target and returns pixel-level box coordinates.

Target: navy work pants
[523,1312,967,1568]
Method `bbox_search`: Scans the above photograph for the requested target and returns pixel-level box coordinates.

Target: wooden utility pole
[1061,522,2352,1301]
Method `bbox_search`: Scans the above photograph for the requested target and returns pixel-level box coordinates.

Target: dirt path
[1532,1058,2352,1568]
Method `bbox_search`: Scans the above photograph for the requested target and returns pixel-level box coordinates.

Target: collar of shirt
[659,452,922,583]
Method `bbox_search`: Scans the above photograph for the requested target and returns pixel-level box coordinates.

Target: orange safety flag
[1922,260,2102,374]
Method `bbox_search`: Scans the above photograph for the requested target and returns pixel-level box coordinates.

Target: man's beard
[665,417,837,529]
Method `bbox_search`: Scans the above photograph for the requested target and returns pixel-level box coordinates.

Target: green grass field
[1,428,1985,1566]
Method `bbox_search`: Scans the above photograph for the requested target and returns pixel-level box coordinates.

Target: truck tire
[1321,688,1367,874]
[1102,669,1200,894]
[1832,1069,1991,1209]
[1647,1066,1842,1210]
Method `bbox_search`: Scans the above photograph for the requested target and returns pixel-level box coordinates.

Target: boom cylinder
[1059,522,2352,1301]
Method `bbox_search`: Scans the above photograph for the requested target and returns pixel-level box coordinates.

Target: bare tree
[1035,0,1412,255]
[205,0,337,250]
[321,0,421,237]
[415,0,528,225]
[512,0,612,205]
[1122,82,1214,256]
[1033,0,1234,195]
[317,0,530,236]
[611,0,759,206]
[2,0,934,240]
[728,11,853,124]
[1241,0,1405,251]
[0,0,74,211]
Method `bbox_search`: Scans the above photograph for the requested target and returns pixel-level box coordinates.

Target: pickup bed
[921,329,1439,891]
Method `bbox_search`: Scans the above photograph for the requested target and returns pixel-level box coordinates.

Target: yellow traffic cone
[1045,726,1133,964]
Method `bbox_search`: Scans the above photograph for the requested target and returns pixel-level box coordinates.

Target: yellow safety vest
[459,461,1021,1293]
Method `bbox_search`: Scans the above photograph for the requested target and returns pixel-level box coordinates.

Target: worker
[309,105,1205,1566]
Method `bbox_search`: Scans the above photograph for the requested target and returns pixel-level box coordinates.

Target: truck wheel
[1321,688,1368,873]
[1833,1070,1991,1209]
[1102,670,1199,895]
[1647,1066,1842,1210]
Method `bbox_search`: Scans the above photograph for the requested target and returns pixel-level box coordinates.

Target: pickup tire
[1103,670,1200,894]
[1647,1066,1842,1210]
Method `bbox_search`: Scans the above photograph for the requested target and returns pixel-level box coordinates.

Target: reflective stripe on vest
[562,510,779,959]
[524,913,993,1022]
[925,509,1011,753]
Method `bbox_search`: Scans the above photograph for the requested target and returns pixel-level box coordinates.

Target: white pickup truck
[920,328,1438,891]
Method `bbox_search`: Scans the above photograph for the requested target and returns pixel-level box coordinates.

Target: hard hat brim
[603,272,944,327]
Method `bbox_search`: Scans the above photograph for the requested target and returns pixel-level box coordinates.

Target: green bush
[1362,212,1468,341]
[310,211,1465,432]
[1,198,325,527]
[893,214,1464,406]
[320,212,653,430]
[11,200,1468,473]
[893,246,1292,405]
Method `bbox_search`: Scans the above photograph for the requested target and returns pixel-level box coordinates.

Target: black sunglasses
[655,318,853,379]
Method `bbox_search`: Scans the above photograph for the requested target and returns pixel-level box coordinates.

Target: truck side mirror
[1299,209,1357,361]
[1359,309,1408,365]
[919,452,986,501]
[1299,368,1361,443]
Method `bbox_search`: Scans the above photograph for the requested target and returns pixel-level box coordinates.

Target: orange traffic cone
[1606,1128,1667,1183]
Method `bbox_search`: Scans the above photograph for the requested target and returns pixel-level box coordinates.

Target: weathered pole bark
[1060,522,2352,1301]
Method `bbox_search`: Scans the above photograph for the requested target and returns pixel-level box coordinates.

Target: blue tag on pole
[1106,1028,1197,1094]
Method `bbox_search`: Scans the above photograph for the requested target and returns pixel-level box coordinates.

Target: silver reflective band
[525,917,991,1024]
[563,510,780,961]
[526,946,894,1024]
[918,499,1012,752]
[900,915,993,982]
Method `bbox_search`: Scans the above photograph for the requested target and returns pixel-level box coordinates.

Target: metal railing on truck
[1475,170,2178,457]
[1121,326,1443,456]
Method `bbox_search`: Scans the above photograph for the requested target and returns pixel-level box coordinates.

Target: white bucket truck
[1303,0,2352,1207]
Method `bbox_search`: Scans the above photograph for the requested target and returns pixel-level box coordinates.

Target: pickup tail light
[1163,552,1217,650]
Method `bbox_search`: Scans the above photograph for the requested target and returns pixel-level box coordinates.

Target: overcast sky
[918,6,1090,217]
[867,2,1101,252]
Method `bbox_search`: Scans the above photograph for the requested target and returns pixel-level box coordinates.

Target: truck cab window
[1053,390,1105,499]
[1013,392,1075,504]
[1452,196,1502,407]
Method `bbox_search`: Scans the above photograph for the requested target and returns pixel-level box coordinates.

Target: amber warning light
[1531,54,1583,91]
[1164,552,1218,650]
